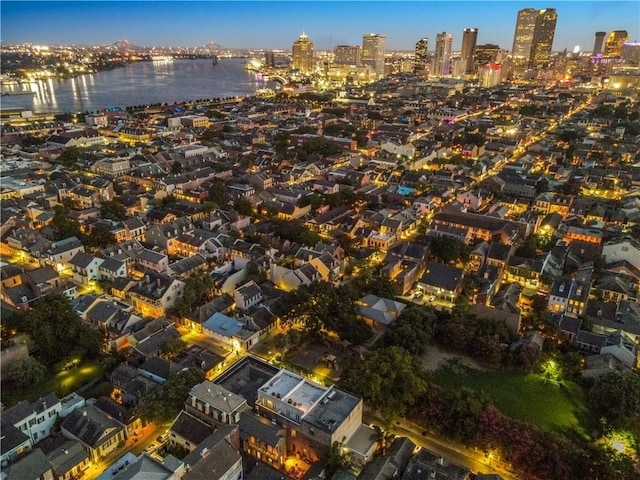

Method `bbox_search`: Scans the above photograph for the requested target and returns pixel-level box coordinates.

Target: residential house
[270,262,322,292]
[169,411,215,453]
[234,281,262,311]
[68,252,104,286]
[238,411,286,470]
[43,438,91,480]
[548,277,590,317]
[60,406,126,461]
[0,422,32,466]
[145,217,194,254]
[41,236,84,270]
[429,209,528,245]
[2,394,61,445]
[356,294,407,328]
[201,312,260,351]
[418,262,464,303]
[182,431,243,480]
[185,381,248,428]
[1,449,54,480]
[129,272,185,318]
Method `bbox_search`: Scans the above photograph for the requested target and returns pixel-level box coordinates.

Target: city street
[365,412,522,480]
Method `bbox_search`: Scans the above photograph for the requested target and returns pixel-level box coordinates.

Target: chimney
[157,278,161,287]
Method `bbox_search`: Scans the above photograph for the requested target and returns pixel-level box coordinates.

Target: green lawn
[2,361,105,406]
[433,363,588,435]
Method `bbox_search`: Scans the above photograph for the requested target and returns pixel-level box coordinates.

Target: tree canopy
[23,294,101,365]
[135,368,205,425]
[340,346,428,421]
[384,305,436,356]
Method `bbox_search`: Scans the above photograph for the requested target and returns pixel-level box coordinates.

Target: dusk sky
[2,1,638,52]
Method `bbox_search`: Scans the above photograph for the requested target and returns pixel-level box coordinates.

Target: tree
[135,368,205,425]
[100,200,127,221]
[441,387,488,443]
[324,442,351,480]
[589,371,640,431]
[384,306,436,356]
[52,204,82,240]
[23,294,101,364]
[84,225,117,250]
[234,197,253,216]
[161,339,187,359]
[58,146,80,168]
[7,357,47,388]
[340,346,428,421]
[170,161,183,174]
[430,237,470,264]
[175,273,214,317]
[207,179,229,207]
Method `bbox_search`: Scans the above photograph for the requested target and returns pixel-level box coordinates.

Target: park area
[433,362,588,435]
[2,360,105,406]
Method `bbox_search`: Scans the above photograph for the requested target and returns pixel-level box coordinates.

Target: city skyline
[2,1,639,52]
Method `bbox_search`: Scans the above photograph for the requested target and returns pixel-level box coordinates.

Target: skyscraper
[593,32,606,56]
[528,8,557,69]
[292,34,314,73]
[511,8,538,74]
[461,28,478,74]
[414,37,429,73]
[433,32,453,76]
[473,44,501,72]
[605,30,629,57]
[333,45,361,66]
[362,34,387,76]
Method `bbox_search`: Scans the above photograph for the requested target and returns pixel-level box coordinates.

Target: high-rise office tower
[292,34,314,73]
[461,28,478,74]
[265,51,276,68]
[433,32,453,76]
[414,37,429,72]
[511,8,538,74]
[593,32,606,55]
[473,44,501,72]
[605,30,629,57]
[333,45,361,66]
[362,34,387,75]
[528,8,557,69]
[622,42,640,65]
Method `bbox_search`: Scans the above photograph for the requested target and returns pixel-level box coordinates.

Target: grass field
[433,362,588,436]
[2,361,104,406]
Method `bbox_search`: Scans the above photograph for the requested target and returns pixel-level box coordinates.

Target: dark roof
[182,438,241,480]
[61,406,123,449]
[0,420,30,454]
[2,393,59,425]
[419,262,464,291]
[169,411,214,446]
[239,412,285,447]
[3,448,52,480]
[93,396,135,426]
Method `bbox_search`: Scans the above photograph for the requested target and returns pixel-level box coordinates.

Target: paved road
[365,412,522,480]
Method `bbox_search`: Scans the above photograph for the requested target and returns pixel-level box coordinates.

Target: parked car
[144,443,159,455]
[428,295,436,302]
[156,433,168,443]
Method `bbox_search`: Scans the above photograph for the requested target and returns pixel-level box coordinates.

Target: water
[0,58,276,114]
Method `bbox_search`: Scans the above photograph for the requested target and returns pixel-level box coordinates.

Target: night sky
[2,1,638,52]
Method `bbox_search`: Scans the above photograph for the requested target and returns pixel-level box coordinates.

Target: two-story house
[129,272,185,318]
[2,394,61,445]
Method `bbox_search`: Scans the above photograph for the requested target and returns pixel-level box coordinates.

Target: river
[0,58,276,114]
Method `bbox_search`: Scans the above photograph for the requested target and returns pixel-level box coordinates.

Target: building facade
[433,32,453,76]
[362,34,387,76]
[528,8,557,69]
[292,34,314,73]
[333,45,361,66]
[461,28,478,74]
[414,37,429,73]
